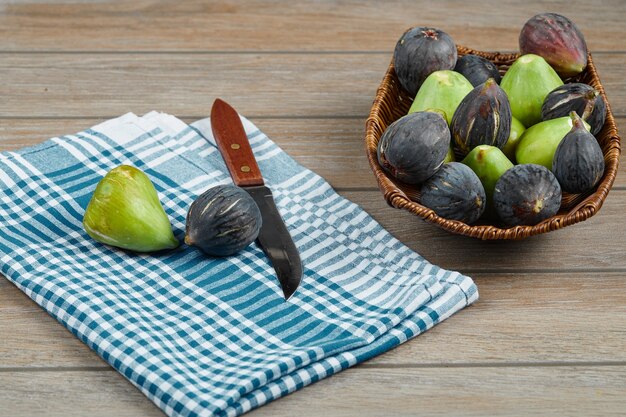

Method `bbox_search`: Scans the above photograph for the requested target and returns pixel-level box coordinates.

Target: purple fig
[552,112,605,194]
[541,83,607,136]
[393,27,457,97]
[451,78,512,156]
[519,13,588,78]
[454,54,501,87]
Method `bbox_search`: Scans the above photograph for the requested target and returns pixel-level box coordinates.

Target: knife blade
[209,98,303,300]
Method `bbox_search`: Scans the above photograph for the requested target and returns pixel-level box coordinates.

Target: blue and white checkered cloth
[0,111,478,417]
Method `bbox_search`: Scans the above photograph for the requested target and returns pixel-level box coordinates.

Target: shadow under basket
[365,45,621,240]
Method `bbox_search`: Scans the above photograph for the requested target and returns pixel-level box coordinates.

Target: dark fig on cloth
[454,54,501,87]
[394,27,458,97]
[420,162,486,224]
[83,165,179,253]
[451,78,512,156]
[553,112,605,194]
[500,54,563,128]
[519,13,588,78]
[493,164,562,226]
[377,112,450,184]
[185,185,262,257]
[408,70,473,125]
[541,83,607,135]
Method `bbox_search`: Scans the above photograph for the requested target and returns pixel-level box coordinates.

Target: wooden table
[1,1,625,416]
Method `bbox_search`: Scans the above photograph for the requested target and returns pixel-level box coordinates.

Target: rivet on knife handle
[210,98,264,187]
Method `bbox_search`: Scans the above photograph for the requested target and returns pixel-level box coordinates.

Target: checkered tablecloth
[0,111,478,417]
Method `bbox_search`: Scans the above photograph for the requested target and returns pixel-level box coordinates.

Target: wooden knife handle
[210,98,264,187]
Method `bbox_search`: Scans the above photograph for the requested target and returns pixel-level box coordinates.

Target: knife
[209,98,303,300]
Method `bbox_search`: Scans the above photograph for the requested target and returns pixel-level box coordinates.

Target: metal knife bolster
[243,185,303,300]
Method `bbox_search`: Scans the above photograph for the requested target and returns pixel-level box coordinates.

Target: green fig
[501,117,526,162]
[500,54,563,127]
[516,115,590,170]
[83,165,179,252]
[408,70,473,125]
[444,146,455,163]
[462,145,513,203]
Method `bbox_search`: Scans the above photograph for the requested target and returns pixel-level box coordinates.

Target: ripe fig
[451,78,512,155]
[83,165,179,252]
[500,54,563,128]
[420,162,486,224]
[516,115,591,170]
[541,83,607,135]
[461,145,513,203]
[493,164,562,226]
[519,13,588,78]
[185,185,262,257]
[454,54,501,87]
[408,70,473,125]
[377,112,450,184]
[553,112,605,194]
[501,117,526,163]
[393,27,458,97]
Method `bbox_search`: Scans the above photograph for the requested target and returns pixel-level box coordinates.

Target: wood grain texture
[0,0,624,52]
[0,53,624,118]
[2,272,626,368]
[1,367,625,417]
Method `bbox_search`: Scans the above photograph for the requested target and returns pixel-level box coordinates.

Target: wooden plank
[0,53,625,118]
[0,0,624,52]
[2,271,626,368]
[1,367,625,417]
[0,117,378,189]
[1,117,625,190]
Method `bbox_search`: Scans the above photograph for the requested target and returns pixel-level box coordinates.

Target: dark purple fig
[420,162,486,224]
[519,13,588,78]
[553,112,605,194]
[454,54,501,87]
[393,27,457,97]
[451,78,512,155]
[493,164,562,226]
[377,112,450,184]
[541,83,607,135]
[185,185,262,257]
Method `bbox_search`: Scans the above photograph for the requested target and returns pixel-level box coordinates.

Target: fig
[493,164,562,226]
[408,70,473,125]
[516,115,591,170]
[454,54,501,87]
[420,162,486,224]
[553,112,605,194]
[461,145,513,203]
[377,112,450,184]
[519,13,588,78]
[393,27,458,97]
[83,165,179,253]
[541,83,607,135]
[185,185,262,257]
[444,146,455,163]
[501,117,526,163]
[451,78,512,155]
[500,54,563,128]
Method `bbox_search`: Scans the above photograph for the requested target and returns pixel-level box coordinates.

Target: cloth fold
[0,112,478,417]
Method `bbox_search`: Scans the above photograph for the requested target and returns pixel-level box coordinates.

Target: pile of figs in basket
[377,13,608,227]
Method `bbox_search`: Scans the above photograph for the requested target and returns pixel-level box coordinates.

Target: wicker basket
[365,45,621,240]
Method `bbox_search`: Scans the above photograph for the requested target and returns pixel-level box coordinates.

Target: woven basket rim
[365,45,621,240]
